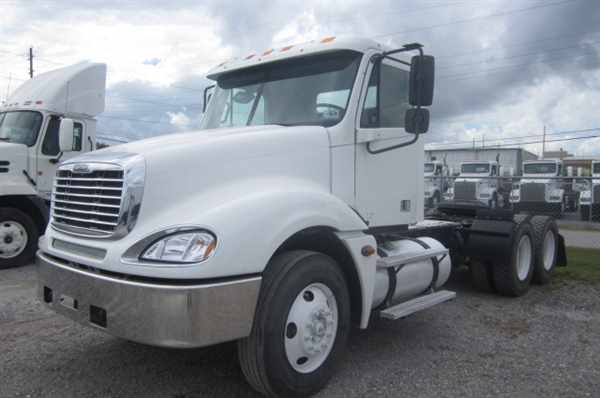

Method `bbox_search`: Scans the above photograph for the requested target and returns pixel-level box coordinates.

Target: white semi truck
[36,38,565,397]
[424,160,448,208]
[444,160,504,208]
[579,160,600,221]
[511,159,565,217]
[0,62,106,268]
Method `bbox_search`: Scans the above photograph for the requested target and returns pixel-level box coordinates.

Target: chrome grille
[51,164,124,237]
[594,185,600,204]
[521,183,545,202]
[454,181,476,200]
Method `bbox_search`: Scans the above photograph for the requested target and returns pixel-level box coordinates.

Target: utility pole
[542,125,546,158]
[29,47,33,79]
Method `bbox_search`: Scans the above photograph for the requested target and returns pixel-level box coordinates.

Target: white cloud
[167,111,191,128]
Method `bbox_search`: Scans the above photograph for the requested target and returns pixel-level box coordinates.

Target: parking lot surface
[1,263,599,398]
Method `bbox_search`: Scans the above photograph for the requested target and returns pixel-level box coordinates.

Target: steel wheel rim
[542,230,556,271]
[284,282,338,374]
[516,235,532,281]
[0,221,28,259]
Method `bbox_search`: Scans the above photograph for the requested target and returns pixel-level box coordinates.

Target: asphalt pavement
[1,263,599,397]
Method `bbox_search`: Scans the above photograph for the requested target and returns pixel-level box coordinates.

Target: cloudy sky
[2,0,600,156]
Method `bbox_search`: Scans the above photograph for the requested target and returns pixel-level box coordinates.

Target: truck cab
[579,160,600,221]
[36,37,563,398]
[0,62,106,268]
[444,160,501,207]
[511,159,565,217]
[424,160,447,208]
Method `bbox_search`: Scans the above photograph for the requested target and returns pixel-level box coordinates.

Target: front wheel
[0,207,39,269]
[238,251,350,398]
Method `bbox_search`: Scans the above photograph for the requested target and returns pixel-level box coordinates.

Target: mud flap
[556,234,567,267]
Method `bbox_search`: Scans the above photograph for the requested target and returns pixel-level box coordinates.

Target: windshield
[0,111,43,146]
[524,163,557,174]
[424,163,434,173]
[461,163,489,174]
[593,163,600,174]
[201,51,362,129]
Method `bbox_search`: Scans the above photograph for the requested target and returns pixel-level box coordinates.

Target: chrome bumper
[37,251,261,348]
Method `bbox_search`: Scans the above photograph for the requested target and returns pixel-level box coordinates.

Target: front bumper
[37,251,262,348]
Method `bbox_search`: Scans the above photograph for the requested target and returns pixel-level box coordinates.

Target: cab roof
[206,36,392,81]
[1,62,106,117]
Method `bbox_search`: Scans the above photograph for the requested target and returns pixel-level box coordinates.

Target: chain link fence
[424,175,600,223]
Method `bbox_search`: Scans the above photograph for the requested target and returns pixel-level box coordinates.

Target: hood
[0,142,28,175]
[63,125,332,228]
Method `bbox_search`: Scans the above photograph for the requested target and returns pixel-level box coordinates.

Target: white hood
[0,142,27,175]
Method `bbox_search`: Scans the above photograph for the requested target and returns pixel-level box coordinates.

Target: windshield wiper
[0,137,9,141]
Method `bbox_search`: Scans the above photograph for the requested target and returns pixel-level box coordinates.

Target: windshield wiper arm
[0,137,9,141]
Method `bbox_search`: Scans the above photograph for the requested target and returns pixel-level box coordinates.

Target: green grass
[555,247,600,284]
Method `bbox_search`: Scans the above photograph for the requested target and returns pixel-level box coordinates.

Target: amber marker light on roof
[320,36,336,43]
[280,45,294,52]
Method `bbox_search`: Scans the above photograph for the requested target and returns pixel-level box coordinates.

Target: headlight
[140,231,217,263]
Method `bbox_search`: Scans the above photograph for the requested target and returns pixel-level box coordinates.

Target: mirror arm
[203,84,216,112]
[50,152,64,164]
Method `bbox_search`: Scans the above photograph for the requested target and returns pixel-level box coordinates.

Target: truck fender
[128,179,370,280]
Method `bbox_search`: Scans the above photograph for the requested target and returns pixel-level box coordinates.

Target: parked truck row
[30,37,566,397]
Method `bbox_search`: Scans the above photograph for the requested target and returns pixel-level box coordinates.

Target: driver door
[355,57,423,227]
[36,115,85,200]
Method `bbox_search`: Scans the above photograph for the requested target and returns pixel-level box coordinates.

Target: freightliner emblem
[72,164,92,174]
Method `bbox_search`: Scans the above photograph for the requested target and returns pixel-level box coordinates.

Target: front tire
[238,250,350,398]
[0,207,38,269]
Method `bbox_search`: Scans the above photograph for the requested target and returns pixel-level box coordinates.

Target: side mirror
[409,55,435,107]
[405,108,429,134]
[59,118,74,152]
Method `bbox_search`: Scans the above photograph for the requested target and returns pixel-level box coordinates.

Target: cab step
[377,247,448,268]
[379,290,456,320]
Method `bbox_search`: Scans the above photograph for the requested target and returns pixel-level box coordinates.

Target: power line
[426,127,600,147]
[438,38,600,71]
[98,114,172,125]
[373,0,578,39]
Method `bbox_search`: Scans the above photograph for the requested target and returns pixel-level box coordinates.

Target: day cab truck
[444,160,504,208]
[0,62,106,268]
[511,159,565,217]
[36,37,565,398]
[579,160,600,221]
[424,160,448,208]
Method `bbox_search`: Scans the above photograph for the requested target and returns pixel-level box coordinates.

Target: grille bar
[52,214,119,226]
[52,198,121,209]
[53,206,120,218]
[55,183,123,191]
[56,177,123,182]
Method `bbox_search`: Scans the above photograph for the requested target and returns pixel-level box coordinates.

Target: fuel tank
[372,237,452,308]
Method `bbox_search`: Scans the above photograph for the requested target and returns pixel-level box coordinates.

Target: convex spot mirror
[405,108,429,134]
[58,118,74,152]
[409,55,435,107]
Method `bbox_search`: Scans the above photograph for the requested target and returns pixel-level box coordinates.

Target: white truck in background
[579,160,599,221]
[511,159,565,217]
[424,160,448,208]
[444,160,503,208]
[36,37,565,398]
[0,62,106,268]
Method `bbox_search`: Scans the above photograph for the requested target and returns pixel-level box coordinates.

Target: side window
[360,61,410,129]
[73,122,83,151]
[42,116,60,156]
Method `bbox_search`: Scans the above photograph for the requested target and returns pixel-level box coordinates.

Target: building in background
[543,148,573,159]
[425,147,538,176]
